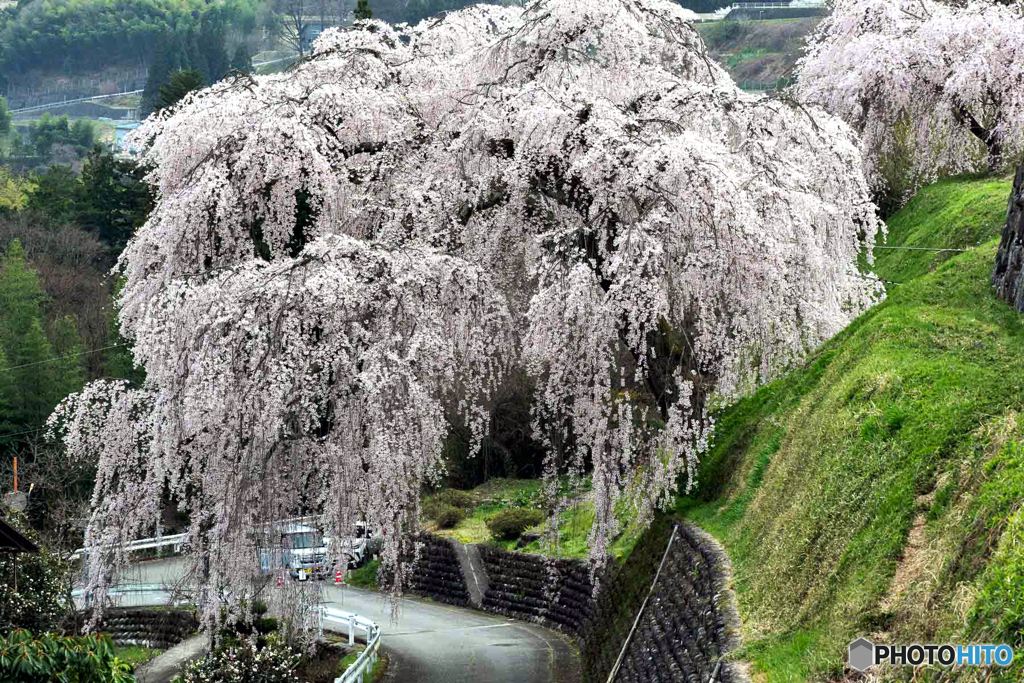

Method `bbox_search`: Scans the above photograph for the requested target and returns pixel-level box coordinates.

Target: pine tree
[230,44,253,74]
[354,0,372,21]
[142,33,187,118]
[49,315,85,401]
[198,12,231,84]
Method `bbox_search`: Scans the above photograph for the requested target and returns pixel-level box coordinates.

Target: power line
[5,343,127,372]
[873,246,967,252]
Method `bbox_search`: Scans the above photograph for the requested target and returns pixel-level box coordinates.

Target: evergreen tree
[354,0,372,20]
[74,147,154,252]
[26,165,77,224]
[230,44,253,74]
[157,70,206,113]
[185,28,207,82]
[198,11,230,83]
[0,240,77,447]
[142,33,187,118]
[0,95,9,139]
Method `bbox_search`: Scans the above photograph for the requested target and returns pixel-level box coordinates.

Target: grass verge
[676,174,1023,682]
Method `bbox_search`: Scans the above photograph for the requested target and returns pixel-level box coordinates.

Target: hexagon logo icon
[849,638,875,672]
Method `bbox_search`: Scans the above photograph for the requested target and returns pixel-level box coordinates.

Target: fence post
[348,616,355,644]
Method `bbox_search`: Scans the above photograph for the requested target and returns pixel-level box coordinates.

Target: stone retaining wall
[582,519,742,683]
[477,545,602,639]
[406,534,473,608]
[66,608,199,649]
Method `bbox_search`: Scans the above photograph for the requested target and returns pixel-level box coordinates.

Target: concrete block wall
[66,608,199,649]
[405,534,473,608]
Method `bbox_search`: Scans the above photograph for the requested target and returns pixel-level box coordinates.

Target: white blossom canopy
[51,0,883,630]
[795,0,1024,193]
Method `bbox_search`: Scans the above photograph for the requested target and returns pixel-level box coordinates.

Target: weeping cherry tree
[49,0,885,634]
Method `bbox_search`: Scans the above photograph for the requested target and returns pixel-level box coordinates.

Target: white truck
[259,522,378,581]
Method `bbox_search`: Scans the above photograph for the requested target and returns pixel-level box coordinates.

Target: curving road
[79,557,581,683]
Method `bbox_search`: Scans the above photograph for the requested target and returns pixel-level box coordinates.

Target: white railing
[69,532,188,560]
[318,607,382,683]
[10,90,144,115]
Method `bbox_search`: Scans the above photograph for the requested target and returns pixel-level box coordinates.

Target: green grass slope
[677,174,1023,682]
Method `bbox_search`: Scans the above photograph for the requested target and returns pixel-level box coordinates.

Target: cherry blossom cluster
[796,0,1024,196]
[52,0,883,631]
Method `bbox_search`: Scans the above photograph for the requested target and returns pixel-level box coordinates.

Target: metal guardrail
[318,606,382,683]
[9,90,144,115]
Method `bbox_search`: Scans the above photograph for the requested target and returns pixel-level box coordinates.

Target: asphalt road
[322,585,580,683]
[82,557,581,683]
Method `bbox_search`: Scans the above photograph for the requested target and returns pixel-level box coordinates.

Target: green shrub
[0,629,133,683]
[485,508,545,541]
[433,489,475,510]
[431,504,466,530]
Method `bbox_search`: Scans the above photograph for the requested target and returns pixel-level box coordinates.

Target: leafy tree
[157,70,206,113]
[0,167,34,214]
[354,0,372,20]
[796,0,1024,200]
[0,511,74,634]
[231,43,254,74]
[27,115,93,158]
[0,629,133,682]
[198,10,231,83]
[74,147,154,252]
[26,165,78,224]
[53,0,884,631]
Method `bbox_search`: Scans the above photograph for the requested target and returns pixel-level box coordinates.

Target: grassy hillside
[696,18,821,86]
[677,173,1023,682]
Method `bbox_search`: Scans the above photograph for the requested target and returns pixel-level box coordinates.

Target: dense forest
[0,0,259,78]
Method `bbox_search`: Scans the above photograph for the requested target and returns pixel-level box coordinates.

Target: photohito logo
[848,638,1015,672]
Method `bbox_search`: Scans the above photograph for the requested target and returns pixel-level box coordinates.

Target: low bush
[431,504,466,530]
[485,508,545,541]
[433,489,475,510]
[175,632,300,683]
[0,629,133,683]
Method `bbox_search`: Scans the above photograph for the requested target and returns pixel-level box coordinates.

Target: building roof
[0,518,39,553]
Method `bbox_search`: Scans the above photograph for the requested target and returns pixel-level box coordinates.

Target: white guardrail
[69,515,325,559]
[318,607,382,683]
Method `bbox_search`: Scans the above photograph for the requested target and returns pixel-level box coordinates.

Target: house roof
[0,518,39,553]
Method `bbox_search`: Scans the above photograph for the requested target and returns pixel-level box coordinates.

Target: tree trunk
[992,160,1024,313]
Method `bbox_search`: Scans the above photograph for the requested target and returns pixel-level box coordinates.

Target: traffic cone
[335,570,344,586]
[277,573,282,588]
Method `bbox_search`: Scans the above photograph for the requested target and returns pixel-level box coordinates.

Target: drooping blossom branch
[50,0,883,632]
[795,0,1024,196]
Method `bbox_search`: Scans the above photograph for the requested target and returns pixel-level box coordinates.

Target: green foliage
[27,114,93,157]
[75,147,154,251]
[0,239,85,446]
[699,20,749,49]
[0,96,10,139]
[0,511,73,634]
[424,502,465,529]
[485,507,544,541]
[0,166,35,214]
[354,0,373,21]
[26,165,78,223]
[230,44,253,74]
[0,0,260,77]
[157,70,206,113]
[346,559,379,589]
[431,488,474,510]
[674,175,1024,681]
[0,629,133,683]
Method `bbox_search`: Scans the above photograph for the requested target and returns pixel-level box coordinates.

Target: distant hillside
[696,17,821,87]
